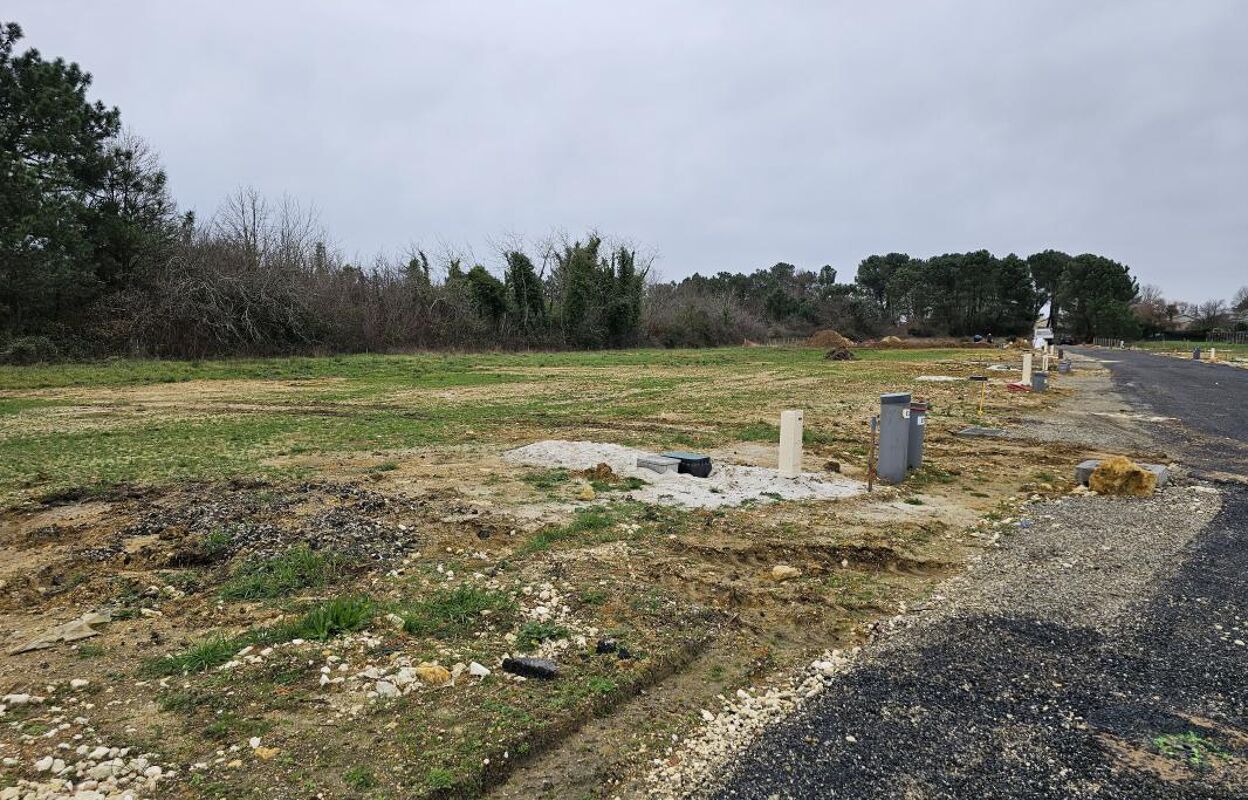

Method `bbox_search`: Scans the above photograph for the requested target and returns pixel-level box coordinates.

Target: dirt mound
[808,330,854,349]
[576,463,616,481]
[1089,456,1158,497]
[824,347,856,361]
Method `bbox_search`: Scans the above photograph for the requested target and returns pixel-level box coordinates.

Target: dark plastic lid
[880,392,912,405]
[661,451,711,463]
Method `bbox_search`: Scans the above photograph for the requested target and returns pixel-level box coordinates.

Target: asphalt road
[1071,349,1248,476]
[712,351,1248,799]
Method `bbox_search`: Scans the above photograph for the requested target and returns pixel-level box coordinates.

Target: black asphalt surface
[714,350,1248,799]
[1073,348,1248,476]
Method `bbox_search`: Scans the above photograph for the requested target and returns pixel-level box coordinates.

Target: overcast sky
[11,1,1248,301]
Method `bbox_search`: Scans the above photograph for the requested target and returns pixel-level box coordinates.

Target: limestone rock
[1089,456,1158,497]
[771,565,802,582]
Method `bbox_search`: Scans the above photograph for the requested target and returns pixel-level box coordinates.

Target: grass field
[0,345,1075,799]
[0,347,991,507]
[1130,339,1248,358]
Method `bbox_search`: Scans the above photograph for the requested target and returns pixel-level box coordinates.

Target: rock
[254,747,280,760]
[70,678,90,690]
[3,693,36,705]
[501,657,559,679]
[34,755,53,771]
[374,680,400,698]
[8,611,112,654]
[771,565,802,581]
[823,460,841,473]
[595,638,618,654]
[383,612,405,629]
[1087,456,1159,497]
[577,484,596,501]
[414,663,451,686]
[468,661,491,678]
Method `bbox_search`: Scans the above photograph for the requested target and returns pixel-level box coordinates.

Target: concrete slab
[637,455,680,474]
[1074,459,1170,487]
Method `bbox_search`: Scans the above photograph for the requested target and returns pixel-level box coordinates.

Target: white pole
[1041,353,1050,372]
[1021,352,1033,385]
[778,410,803,478]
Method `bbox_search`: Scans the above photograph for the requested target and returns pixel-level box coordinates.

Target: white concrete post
[1021,352,1033,385]
[778,410,803,478]
[1041,353,1050,372]
[1210,347,1217,362]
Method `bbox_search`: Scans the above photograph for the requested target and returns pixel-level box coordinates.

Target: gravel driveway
[706,352,1248,798]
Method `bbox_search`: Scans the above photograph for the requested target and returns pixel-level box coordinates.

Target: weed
[158,689,213,713]
[401,586,515,639]
[522,468,570,490]
[586,676,616,694]
[579,589,608,606]
[1153,731,1229,768]
[903,497,925,505]
[284,596,374,641]
[74,643,105,659]
[146,636,239,675]
[516,621,569,650]
[425,768,455,790]
[219,546,345,600]
[373,461,399,472]
[520,505,634,554]
[343,766,377,790]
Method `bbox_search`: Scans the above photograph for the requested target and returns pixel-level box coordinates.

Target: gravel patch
[503,440,864,509]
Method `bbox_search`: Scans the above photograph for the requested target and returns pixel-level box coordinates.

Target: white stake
[778,410,803,478]
[1021,352,1033,385]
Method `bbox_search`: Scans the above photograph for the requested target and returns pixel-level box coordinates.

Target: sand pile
[504,440,864,509]
[808,329,854,349]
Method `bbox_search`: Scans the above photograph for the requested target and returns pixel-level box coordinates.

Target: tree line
[6,20,1233,363]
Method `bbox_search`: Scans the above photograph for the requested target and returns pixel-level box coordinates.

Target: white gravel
[503,440,864,509]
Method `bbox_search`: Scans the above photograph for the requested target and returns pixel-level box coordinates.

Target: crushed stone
[503,440,864,509]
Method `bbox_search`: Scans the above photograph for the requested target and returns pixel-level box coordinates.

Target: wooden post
[778,410,803,478]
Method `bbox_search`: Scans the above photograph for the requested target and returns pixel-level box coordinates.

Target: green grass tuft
[146,635,239,676]
[284,596,374,641]
[401,586,516,639]
[219,546,345,600]
[516,621,569,650]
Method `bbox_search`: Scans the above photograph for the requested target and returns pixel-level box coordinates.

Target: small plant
[586,676,616,695]
[522,468,569,490]
[516,621,569,650]
[903,497,924,505]
[343,766,377,790]
[373,461,399,472]
[220,546,344,600]
[401,586,516,639]
[579,589,608,606]
[158,688,212,713]
[147,635,239,675]
[285,596,374,641]
[75,643,105,659]
[203,528,234,556]
[1153,731,1229,768]
[425,767,455,790]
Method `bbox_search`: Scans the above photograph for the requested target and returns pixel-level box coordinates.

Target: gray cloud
[12,0,1248,301]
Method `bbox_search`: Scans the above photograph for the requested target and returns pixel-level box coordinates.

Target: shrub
[0,336,60,365]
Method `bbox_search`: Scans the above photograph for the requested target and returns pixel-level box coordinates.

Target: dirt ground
[0,349,1150,800]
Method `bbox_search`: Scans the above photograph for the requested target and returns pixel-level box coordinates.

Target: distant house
[1171,312,1196,331]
